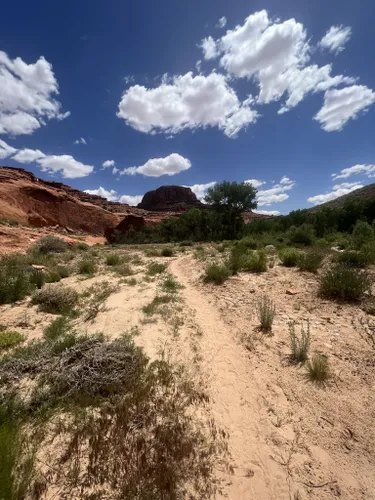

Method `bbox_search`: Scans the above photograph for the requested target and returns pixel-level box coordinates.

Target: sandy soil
[1,246,374,499]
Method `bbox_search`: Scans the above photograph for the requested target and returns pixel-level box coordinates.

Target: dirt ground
[1,244,374,499]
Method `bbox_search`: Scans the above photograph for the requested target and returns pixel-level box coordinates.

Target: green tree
[204,181,257,239]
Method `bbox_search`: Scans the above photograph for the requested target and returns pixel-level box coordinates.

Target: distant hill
[308,183,375,212]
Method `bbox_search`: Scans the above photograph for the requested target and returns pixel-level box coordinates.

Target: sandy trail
[170,256,291,499]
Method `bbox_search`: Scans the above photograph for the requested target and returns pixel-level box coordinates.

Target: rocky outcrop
[137,185,202,211]
[105,214,146,242]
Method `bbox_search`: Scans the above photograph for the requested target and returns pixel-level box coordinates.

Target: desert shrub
[360,241,375,265]
[115,264,133,276]
[45,271,62,283]
[227,244,246,273]
[0,258,32,305]
[279,248,302,267]
[179,240,193,247]
[216,244,225,253]
[82,282,117,322]
[238,236,258,250]
[203,264,230,284]
[38,236,68,254]
[161,275,181,294]
[106,254,121,266]
[44,317,72,341]
[30,269,45,289]
[57,266,70,278]
[352,220,374,249]
[75,242,89,251]
[306,353,331,383]
[142,295,174,315]
[289,321,311,363]
[124,277,137,286]
[319,264,372,302]
[256,296,276,332]
[31,285,79,314]
[147,262,167,276]
[335,250,369,268]
[0,331,25,351]
[161,247,174,257]
[288,224,315,246]
[78,259,97,275]
[240,250,267,273]
[298,252,323,273]
[144,248,161,257]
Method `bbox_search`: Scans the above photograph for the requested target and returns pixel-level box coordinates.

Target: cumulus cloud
[36,155,93,179]
[256,177,295,206]
[0,139,17,159]
[307,181,363,205]
[254,209,280,216]
[11,148,45,163]
[244,178,264,188]
[102,160,115,169]
[74,137,87,145]
[216,16,227,29]
[84,187,142,206]
[319,25,352,54]
[117,72,258,138]
[85,186,119,201]
[314,85,375,131]
[112,166,119,175]
[200,36,219,60]
[121,153,191,177]
[332,164,375,180]
[0,50,69,136]
[184,181,216,200]
[119,194,143,206]
[208,10,355,115]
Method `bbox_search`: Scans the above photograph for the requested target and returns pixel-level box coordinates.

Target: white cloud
[184,181,216,200]
[11,148,45,163]
[216,16,227,29]
[85,186,119,201]
[256,177,295,206]
[244,178,265,188]
[0,50,69,136]
[254,209,280,216]
[314,85,375,131]
[119,194,143,206]
[307,181,363,205]
[117,72,258,138]
[112,166,119,175]
[84,187,142,206]
[102,160,115,168]
[332,164,375,180]
[0,139,17,159]
[319,25,352,55]
[201,36,219,60]
[74,137,87,145]
[121,153,191,177]
[37,155,93,179]
[211,10,355,114]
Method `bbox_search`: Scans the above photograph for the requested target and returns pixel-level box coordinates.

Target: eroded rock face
[105,215,145,242]
[138,185,202,211]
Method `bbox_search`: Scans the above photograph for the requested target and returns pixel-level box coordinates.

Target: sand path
[170,256,291,500]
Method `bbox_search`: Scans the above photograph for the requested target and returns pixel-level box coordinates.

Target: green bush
[203,264,230,284]
[279,248,302,267]
[179,240,193,247]
[115,264,133,276]
[0,331,25,351]
[31,285,79,314]
[45,271,62,283]
[256,296,276,332]
[161,275,181,294]
[0,258,32,305]
[306,353,331,383]
[38,236,68,254]
[75,242,89,251]
[161,247,174,257]
[335,250,369,268]
[57,266,70,278]
[288,224,315,246]
[147,262,167,276]
[78,259,97,275]
[238,236,258,250]
[30,269,45,289]
[319,264,372,302]
[298,252,323,273]
[227,245,246,273]
[44,317,72,341]
[289,321,311,363]
[240,250,267,273]
[352,220,374,249]
[106,254,121,266]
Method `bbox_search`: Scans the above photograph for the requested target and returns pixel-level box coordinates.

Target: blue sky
[0,0,375,214]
